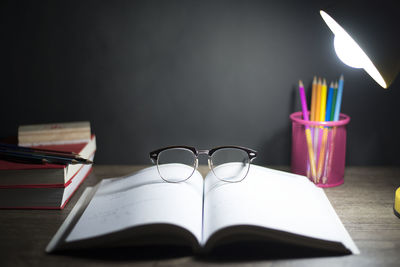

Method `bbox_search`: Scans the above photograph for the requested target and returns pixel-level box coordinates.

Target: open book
[46,165,359,255]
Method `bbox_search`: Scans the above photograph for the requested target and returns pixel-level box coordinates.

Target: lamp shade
[320,0,400,88]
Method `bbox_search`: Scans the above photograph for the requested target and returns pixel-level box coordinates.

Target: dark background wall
[1,0,400,165]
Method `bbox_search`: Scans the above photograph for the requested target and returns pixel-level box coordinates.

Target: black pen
[0,143,80,157]
[0,149,93,165]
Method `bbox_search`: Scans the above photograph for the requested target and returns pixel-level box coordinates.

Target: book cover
[0,135,96,187]
[0,158,93,209]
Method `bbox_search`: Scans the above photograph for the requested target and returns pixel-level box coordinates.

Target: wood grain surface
[1,165,400,267]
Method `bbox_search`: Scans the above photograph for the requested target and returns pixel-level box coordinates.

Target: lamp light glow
[333,34,364,69]
[320,10,387,88]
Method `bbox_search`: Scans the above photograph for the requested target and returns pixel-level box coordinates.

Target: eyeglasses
[149,146,257,183]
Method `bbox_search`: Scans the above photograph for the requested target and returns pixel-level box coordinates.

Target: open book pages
[66,164,204,244]
[47,164,359,254]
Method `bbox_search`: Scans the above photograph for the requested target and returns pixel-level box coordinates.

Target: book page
[203,164,358,254]
[66,165,204,244]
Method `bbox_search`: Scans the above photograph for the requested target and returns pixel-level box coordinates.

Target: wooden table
[1,165,400,266]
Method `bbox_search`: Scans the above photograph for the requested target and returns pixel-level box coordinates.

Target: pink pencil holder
[290,111,350,187]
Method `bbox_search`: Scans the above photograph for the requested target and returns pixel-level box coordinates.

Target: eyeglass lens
[157,148,196,182]
[211,148,250,182]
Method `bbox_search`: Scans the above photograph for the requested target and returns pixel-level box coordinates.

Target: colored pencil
[330,82,338,121]
[299,80,317,182]
[310,76,317,122]
[315,78,322,124]
[313,78,322,172]
[306,76,318,178]
[324,75,344,184]
[325,82,334,121]
[321,81,334,183]
[321,130,331,184]
[334,75,344,121]
[319,79,328,122]
[316,79,328,181]
[317,127,329,181]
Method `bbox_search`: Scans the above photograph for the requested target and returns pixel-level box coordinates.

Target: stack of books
[0,122,96,209]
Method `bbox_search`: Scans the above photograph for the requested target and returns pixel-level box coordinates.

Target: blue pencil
[321,81,334,182]
[333,75,344,121]
[323,76,344,184]
[325,81,334,121]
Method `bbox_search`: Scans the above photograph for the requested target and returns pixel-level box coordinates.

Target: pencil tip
[330,81,334,87]
[323,78,326,85]
[299,80,304,87]
[318,77,322,83]
[340,74,344,80]
[313,76,317,83]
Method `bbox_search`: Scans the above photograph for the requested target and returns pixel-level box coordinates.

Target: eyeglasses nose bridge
[198,150,209,155]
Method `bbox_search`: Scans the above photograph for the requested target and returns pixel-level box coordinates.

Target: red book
[0,135,96,209]
[0,135,96,187]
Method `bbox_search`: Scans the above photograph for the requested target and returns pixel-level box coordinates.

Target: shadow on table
[54,245,192,261]
[53,241,349,262]
[196,241,349,263]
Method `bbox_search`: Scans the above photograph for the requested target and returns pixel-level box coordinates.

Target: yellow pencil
[305,128,317,182]
[307,76,318,179]
[310,76,317,122]
[324,126,338,184]
[317,128,329,180]
[298,80,317,182]
[315,78,322,123]
[319,79,328,122]
[316,79,328,182]
[312,78,322,180]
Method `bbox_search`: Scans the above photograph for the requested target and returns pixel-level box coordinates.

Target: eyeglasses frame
[149,145,257,183]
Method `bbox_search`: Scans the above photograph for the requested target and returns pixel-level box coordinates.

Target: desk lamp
[319,0,400,216]
[319,1,400,88]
